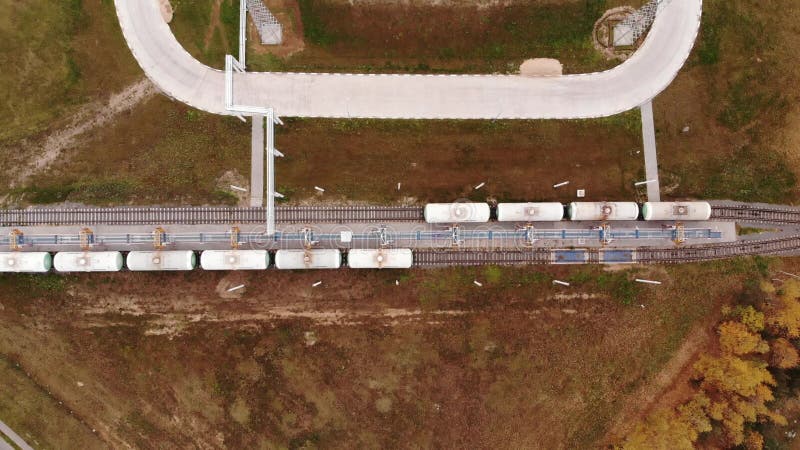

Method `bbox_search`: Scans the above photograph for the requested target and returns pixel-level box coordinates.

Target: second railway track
[0,206,425,226]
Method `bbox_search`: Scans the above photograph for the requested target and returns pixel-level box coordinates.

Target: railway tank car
[424,203,491,224]
[0,252,52,273]
[567,202,639,221]
[275,249,342,270]
[200,250,268,270]
[642,202,712,221]
[496,203,564,222]
[54,251,124,272]
[127,251,197,271]
[347,249,413,269]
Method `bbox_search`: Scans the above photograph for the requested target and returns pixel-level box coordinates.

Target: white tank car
[127,251,197,271]
[348,249,413,269]
[54,252,124,272]
[424,203,491,223]
[642,202,712,221]
[275,249,342,270]
[568,202,639,221]
[496,203,564,222]
[0,252,52,273]
[200,250,268,270]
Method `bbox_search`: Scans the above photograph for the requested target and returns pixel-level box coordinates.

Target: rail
[413,235,800,267]
[710,203,800,224]
[0,206,425,226]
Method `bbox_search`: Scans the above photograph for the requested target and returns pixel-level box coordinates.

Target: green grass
[701,146,796,203]
[12,179,137,206]
[0,356,103,449]
[0,0,86,144]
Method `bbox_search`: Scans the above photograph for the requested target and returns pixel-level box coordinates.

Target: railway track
[0,206,425,226]
[3,203,800,226]
[413,236,800,266]
[414,249,551,267]
[710,203,800,224]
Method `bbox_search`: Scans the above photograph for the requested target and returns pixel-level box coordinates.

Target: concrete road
[0,420,33,450]
[114,0,702,119]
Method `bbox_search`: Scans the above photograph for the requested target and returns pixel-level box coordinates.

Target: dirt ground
[0,259,771,448]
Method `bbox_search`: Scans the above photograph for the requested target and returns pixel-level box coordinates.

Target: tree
[718,321,769,356]
[693,355,775,397]
[769,338,799,369]
[744,430,764,450]
[676,394,712,438]
[693,355,785,446]
[767,280,800,338]
[737,305,765,333]
[621,409,695,450]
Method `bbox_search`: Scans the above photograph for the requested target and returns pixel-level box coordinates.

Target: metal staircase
[613,0,672,46]
[246,0,282,45]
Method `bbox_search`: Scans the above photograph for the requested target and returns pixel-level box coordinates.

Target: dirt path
[14,78,157,186]
[203,0,230,50]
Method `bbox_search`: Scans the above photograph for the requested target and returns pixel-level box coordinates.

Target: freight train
[425,201,711,223]
[0,248,415,273]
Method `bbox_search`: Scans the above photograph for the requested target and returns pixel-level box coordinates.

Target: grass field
[0,258,776,448]
[171,0,646,74]
[2,0,798,207]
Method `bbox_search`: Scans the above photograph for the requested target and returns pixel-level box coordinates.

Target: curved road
[114,0,703,119]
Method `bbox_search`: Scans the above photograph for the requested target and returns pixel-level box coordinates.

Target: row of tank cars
[424,201,712,223]
[0,249,416,273]
[0,201,710,273]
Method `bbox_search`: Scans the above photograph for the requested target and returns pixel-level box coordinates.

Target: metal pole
[239,0,247,67]
[266,108,276,235]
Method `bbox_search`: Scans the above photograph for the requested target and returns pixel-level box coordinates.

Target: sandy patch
[14,78,157,186]
[159,0,174,23]
[519,58,563,77]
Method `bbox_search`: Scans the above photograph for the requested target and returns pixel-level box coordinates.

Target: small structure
[247,0,282,45]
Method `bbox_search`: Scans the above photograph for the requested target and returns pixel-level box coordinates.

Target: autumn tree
[744,430,764,450]
[621,394,712,450]
[767,280,800,338]
[718,321,769,356]
[736,305,765,333]
[692,355,785,446]
[769,337,800,369]
[621,409,696,450]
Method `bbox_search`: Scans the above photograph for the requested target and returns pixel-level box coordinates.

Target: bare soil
[0,260,758,448]
[12,78,156,188]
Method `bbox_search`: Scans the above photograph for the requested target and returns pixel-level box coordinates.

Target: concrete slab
[640,101,661,202]
[250,115,264,207]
